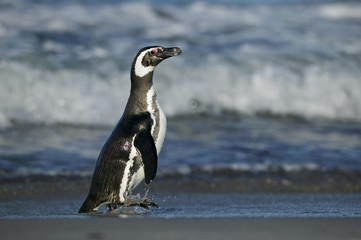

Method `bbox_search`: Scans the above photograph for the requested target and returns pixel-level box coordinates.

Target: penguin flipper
[134,128,158,184]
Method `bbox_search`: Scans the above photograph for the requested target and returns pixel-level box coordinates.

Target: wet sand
[1,217,361,240]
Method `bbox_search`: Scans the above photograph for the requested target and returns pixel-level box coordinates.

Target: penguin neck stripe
[134,50,155,78]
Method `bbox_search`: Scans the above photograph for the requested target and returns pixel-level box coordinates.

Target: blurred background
[0,0,361,216]
[1,0,361,126]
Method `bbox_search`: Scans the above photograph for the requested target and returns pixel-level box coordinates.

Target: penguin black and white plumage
[79,46,181,213]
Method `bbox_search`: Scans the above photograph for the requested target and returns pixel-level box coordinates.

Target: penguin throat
[134,51,155,78]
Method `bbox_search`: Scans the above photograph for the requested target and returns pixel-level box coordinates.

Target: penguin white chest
[118,137,145,202]
[146,87,167,154]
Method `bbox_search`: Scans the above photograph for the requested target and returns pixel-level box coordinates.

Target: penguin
[79,46,181,213]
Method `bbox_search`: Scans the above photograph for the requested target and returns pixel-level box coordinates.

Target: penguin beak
[157,47,182,59]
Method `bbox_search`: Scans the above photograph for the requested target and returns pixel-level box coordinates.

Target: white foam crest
[1,54,361,128]
[1,168,93,179]
[0,62,130,127]
[157,162,323,177]
[214,162,322,173]
[318,3,361,19]
[156,56,361,121]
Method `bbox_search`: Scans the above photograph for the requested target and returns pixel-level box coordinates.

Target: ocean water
[1,0,361,218]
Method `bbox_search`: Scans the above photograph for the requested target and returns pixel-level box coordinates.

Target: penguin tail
[78,197,97,214]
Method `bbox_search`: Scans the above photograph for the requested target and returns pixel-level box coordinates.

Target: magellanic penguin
[79,46,181,213]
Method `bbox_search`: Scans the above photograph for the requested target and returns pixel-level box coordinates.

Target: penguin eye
[150,50,155,55]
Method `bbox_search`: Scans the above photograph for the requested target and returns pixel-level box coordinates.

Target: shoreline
[1,217,361,240]
[1,192,361,218]
[1,172,361,202]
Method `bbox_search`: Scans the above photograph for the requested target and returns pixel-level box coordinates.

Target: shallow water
[1,193,361,218]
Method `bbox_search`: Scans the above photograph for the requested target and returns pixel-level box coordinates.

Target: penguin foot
[143,199,159,208]
[107,203,118,211]
[126,199,158,209]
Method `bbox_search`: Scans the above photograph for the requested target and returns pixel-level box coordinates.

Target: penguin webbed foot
[142,199,159,209]
[127,199,158,210]
[107,203,118,211]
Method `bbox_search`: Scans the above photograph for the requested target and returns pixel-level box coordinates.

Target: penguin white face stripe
[134,48,157,78]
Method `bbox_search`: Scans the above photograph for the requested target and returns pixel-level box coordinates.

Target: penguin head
[132,46,182,78]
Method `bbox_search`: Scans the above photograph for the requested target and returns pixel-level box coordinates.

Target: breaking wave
[1,0,361,128]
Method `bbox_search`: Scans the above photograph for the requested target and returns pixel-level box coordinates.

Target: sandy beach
[1,217,361,240]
